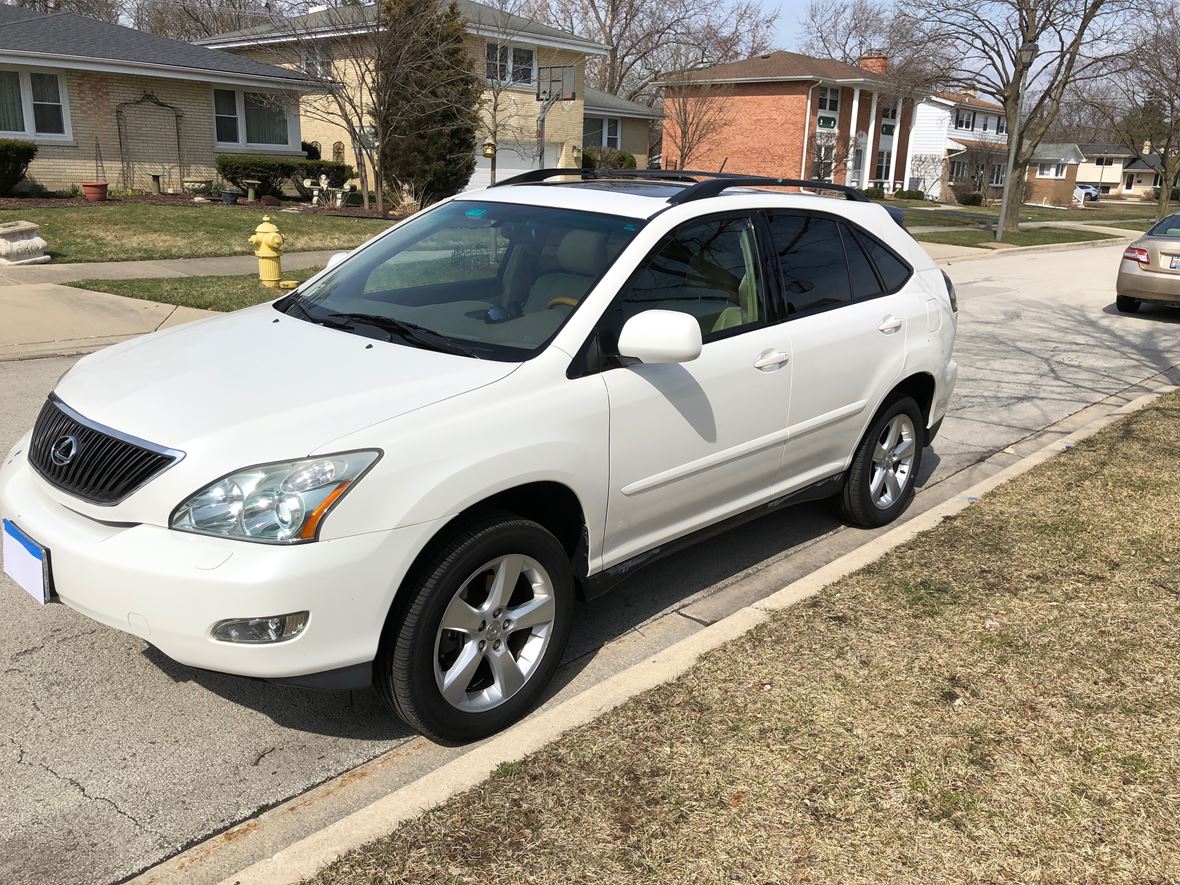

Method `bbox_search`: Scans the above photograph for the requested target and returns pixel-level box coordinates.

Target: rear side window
[840,223,882,299]
[767,214,850,314]
[854,227,912,292]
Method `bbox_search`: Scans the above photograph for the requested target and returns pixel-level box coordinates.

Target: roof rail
[487,167,871,205]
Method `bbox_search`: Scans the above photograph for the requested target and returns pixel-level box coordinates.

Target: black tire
[838,395,925,528]
[375,512,574,742]
[1116,294,1140,314]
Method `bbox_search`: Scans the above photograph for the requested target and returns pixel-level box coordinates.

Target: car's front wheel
[1115,294,1140,314]
[376,513,574,742]
[839,396,924,528]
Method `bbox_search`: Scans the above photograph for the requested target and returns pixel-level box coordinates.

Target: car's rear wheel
[839,396,924,528]
[1116,294,1141,314]
[376,512,573,742]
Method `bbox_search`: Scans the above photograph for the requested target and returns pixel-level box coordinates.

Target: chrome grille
[28,396,183,505]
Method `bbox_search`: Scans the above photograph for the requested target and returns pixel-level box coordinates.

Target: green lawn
[311,393,1180,885]
[889,198,1157,229]
[915,227,1118,248]
[0,203,390,263]
[72,266,323,312]
[1093,219,1156,233]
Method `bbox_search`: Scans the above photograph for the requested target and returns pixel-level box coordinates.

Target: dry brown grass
[311,394,1180,885]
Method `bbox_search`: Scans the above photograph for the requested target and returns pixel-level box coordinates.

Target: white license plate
[1170,256,1180,270]
[2,518,53,605]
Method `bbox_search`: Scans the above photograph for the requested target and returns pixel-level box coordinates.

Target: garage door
[465,141,564,191]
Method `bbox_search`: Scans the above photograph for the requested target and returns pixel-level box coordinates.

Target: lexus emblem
[49,434,79,467]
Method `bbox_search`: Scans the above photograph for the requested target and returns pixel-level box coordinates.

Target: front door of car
[765,211,910,489]
[596,213,793,568]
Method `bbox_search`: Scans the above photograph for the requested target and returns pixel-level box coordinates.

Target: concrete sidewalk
[0,283,217,361]
[0,249,337,285]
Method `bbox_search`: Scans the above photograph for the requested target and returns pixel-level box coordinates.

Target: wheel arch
[890,371,937,430]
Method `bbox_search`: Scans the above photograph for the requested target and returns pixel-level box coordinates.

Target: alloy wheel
[433,554,557,713]
[869,413,916,509]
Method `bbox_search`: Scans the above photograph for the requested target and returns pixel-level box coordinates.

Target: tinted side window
[840,222,882,300]
[767,214,851,314]
[855,228,912,292]
[607,216,764,342]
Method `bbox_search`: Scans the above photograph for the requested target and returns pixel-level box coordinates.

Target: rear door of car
[764,210,912,490]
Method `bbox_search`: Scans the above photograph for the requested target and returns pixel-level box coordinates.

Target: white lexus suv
[0,171,957,741]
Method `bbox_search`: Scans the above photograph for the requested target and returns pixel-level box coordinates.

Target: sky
[769,0,809,52]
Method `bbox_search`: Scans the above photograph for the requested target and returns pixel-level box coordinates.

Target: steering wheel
[546,297,579,310]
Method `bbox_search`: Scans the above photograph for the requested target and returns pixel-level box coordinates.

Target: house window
[881,104,897,120]
[213,87,295,148]
[485,43,534,84]
[874,149,891,181]
[813,137,835,181]
[949,159,967,181]
[1154,173,1163,188]
[981,115,989,132]
[817,86,839,112]
[1037,162,1067,179]
[300,43,333,79]
[954,108,975,130]
[1094,156,1116,166]
[583,116,620,150]
[996,115,1007,134]
[989,163,1005,186]
[0,67,70,139]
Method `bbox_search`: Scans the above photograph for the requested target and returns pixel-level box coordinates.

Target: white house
[902,91,1009,200]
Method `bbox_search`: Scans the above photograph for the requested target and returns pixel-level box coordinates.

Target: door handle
[878,315,903,334]
[753,350,790,370]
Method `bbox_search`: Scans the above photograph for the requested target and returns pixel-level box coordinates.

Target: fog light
[211,611,309,644]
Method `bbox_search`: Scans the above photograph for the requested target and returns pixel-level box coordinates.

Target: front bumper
[0,452,446,681]
[1117,262,1180,304]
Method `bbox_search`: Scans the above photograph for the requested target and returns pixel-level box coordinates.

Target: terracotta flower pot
[81,181,109,203]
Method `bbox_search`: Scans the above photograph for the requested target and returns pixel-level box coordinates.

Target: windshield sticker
[465,207,488,218]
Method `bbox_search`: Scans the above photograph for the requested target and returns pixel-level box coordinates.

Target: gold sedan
[1117,214,1180,313]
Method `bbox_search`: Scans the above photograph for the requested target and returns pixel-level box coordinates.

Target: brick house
[1023,143,1084,206]
[198,0,607,190]
[0,5,311,193]
[658,50,920,190]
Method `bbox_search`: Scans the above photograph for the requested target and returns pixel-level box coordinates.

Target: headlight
[171,450,379,543]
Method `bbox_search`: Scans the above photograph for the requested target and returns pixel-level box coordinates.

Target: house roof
[1078,143,1135,158]
[0,11,311,88]
[1125,155,1163,172]
[1031,142,1085,164]
[196,0,607,55]
[583,87,662,120]
[948,137,1008,154]
[664,50,886,87]
[935,90,1002,112]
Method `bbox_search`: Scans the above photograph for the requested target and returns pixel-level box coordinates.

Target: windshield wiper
[321,311,481,358]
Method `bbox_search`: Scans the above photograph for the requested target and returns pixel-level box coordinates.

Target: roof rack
[487,167,870,205]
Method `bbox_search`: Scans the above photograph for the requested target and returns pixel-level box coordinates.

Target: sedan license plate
[1170,255,1180,270]
[2,518,53,605]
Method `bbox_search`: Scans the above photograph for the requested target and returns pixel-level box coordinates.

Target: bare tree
[1082,1,1180,218]
[12,0,122,21]
[131,0,270,41]
[799,0,889,65]
[904,0,1129,233]
[528,0,775,104]
[907,152,946,196]
[661,67,734,170]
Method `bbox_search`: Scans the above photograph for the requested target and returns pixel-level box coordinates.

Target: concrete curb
[931,231,1135,265]
[218,384,1176,885]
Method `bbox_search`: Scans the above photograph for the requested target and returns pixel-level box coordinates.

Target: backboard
[536,65,575,102]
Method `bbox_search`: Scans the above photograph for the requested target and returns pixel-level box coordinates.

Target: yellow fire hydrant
[249,215,284,288]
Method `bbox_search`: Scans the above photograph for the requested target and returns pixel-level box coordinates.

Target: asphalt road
[2,242,1179,885]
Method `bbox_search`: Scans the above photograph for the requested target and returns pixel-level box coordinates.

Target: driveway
[2,242,1179,885]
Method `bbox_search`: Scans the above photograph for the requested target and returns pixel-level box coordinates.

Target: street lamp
[996,40,1039,243]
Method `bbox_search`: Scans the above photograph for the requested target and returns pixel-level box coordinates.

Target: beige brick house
[0,5,311,193]
[583,87,661,167]
[197,0,607,191]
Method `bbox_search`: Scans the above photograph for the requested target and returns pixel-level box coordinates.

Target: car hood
[55,303,519,468]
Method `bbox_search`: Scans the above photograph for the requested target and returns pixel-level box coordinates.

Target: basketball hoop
[535,65,576,167]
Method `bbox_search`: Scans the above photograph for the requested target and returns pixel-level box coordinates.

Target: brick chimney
[858,52,888,74]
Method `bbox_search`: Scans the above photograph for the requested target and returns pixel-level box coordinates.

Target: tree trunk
[353,136,370,212]
[1000,168,1024,233]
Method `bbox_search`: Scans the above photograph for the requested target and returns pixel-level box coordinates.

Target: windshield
[1148,215,1180,238]
[278,200,645,360]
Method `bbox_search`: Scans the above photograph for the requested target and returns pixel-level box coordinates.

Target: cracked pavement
[3,243,1180,884]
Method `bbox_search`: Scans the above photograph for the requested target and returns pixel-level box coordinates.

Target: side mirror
[617,309,702,364]
[326,251,349,270]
